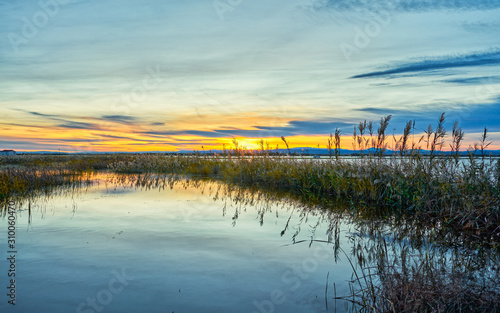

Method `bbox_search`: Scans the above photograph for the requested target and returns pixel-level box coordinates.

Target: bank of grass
[0,154,133,201]
[0,154,130,171]
[0,168,81,201]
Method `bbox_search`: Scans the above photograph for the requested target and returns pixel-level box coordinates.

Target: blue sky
[1,0,500,151]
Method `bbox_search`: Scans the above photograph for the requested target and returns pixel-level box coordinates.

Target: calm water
[1,174,359,313]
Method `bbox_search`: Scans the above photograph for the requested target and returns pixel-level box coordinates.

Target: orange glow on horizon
[1,122,500,153]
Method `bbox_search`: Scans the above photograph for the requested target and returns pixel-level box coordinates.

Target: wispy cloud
[11,109,143,130]
[13,109,99,130]
[57,121,96,130]
[319,0,500,12]
[101,115,137,123]
[441,76,500,85]
[351,49,500,79]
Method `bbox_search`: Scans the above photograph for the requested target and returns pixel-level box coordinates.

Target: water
[1,174,359,313]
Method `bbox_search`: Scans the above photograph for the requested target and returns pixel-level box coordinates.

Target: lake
[1,173,366,313]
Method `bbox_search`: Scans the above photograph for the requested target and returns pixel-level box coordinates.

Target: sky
[1,0,500,152]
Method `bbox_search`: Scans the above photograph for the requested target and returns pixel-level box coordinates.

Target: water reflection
[0,173,498,312]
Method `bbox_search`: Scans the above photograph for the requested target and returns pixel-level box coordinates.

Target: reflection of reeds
[337,232,500,313]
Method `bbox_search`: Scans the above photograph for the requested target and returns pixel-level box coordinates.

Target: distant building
[0,150,16,156]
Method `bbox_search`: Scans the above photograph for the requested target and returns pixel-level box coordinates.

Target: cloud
[25,111,60,118]
[449,98,500,132]
[96,134,138,140]
[441,76,500,85]
[463,22,500,33]
[0,139,77,151]
[356,96,500,133]
[13,109,142,130]
[319,0,500,12]
[101,115,137,123]
[351,49,500,79]
[142,130,224,137]
[12,109,99,130]
[356,108,407,115]
[57,121,96,130]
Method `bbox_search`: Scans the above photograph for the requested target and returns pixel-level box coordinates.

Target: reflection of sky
[0,177,353,313]
[1,0,499,151]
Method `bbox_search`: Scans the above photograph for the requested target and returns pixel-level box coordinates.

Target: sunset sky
[1,0,500,152]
